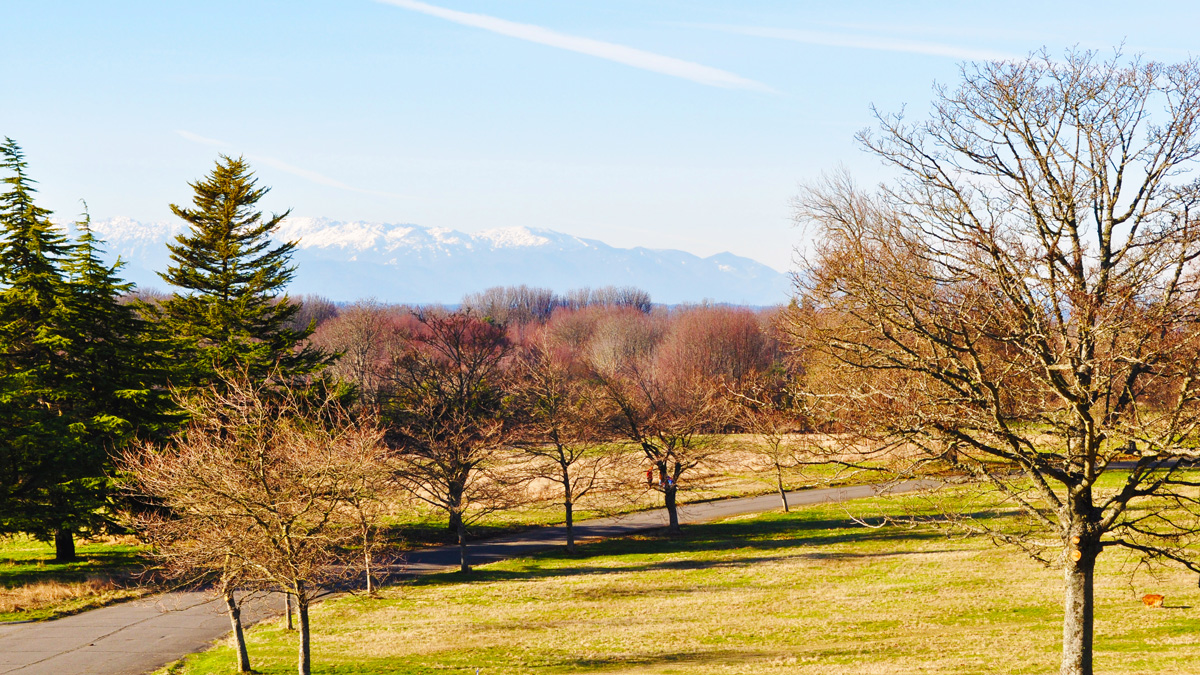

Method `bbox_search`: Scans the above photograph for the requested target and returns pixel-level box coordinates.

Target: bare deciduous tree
[462,285,560,325]
[587,309,729,534]
[562,286,652,313]
[512,334,619,551]
[122,377,387,675]
[311,300,408,403]
[789,50,1200,675]
[727,371,807,512]
[383,311,523,572]
[286,294,340,333]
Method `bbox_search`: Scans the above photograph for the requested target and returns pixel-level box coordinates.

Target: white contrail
[375,0,775,93]
[699,24,1016,62]
[175,131,405,199]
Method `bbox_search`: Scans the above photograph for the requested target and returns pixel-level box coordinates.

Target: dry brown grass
[0,575,135,614]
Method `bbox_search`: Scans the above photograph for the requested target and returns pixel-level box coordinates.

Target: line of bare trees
[120,292,804,675]
[309,299,793,548]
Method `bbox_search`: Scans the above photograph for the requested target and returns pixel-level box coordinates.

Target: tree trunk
[1061,546,1096,675]
[776,465,789,512]
[562,470,575,553]
[296,583,311,675]
[285,592,295,631]
[53,528,75,562]
[457,518,470,573]
[664,485,680,534]
[364,545,374,594]
[223,588,252,674]
[564,500,575,552]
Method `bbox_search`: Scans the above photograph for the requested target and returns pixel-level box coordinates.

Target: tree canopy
[159,155,328,384]
[789,50,1200,675]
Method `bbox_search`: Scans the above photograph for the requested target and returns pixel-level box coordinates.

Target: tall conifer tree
[0,141,173,560]
[49,213,177,559]
[159,156,327,384]
[0,139,84,559]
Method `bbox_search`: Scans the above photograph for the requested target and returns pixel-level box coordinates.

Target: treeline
[305,290,788,538]
[0,142,798,674]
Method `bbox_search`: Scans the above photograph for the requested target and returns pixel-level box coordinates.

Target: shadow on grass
[323,648,775,674]
[0,548,145,588]
[560,648,773,669]
[380,521,542,550]
[397,511,1003,589]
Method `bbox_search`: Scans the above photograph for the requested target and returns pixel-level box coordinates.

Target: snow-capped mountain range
[86,217,792,306]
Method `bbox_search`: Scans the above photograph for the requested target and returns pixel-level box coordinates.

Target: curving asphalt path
[0,479,933,675]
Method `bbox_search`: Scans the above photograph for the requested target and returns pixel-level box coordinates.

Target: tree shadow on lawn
[317,648,773,674]
[561,648,774,670]
[0,548,145,588]
[380,521,543,550]
[400,511,1002,589]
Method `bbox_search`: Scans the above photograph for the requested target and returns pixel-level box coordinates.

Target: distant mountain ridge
[85,217,792,306]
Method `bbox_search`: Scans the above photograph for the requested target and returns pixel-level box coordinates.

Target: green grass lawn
[385,442,884,550]
[0,535,148,622]
[163,489,1200,674]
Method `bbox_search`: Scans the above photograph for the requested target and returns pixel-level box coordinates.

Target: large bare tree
[586,308,736,534]
[122,377,387,675]
[789,50,1200,675]
[383,311,523,572]
[512,333,619,551]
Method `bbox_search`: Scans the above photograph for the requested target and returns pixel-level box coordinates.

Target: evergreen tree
[49,212,178,559]
[0,139,84,560]
[0,140,175,560]
[159,155,327,384]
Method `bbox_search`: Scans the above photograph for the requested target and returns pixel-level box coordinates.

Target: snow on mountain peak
[88,216,180,242]
[274,219,561,254]
[86,216,791,305]
[475,227,551,249]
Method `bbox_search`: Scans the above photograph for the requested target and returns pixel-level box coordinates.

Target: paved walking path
[0,479,932,675]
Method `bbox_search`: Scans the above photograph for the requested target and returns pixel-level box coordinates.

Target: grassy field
[162,488,1200,675]
[0,438,869,624]
[0,535,148,622]
[382,440,876,549]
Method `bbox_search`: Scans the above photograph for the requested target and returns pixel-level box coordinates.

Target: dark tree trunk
[664,484,680,534]
[54,528,75,562]
[223,588,252,674]
[776,466,789,512]
[562,470,575,553]
[297,583,311,675]
[1061,545,1097,675]
[457,518,470,573]
[564,500,575,552]
[285,592,295,631]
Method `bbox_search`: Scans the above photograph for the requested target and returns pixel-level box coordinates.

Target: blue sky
[4,1,1198,271]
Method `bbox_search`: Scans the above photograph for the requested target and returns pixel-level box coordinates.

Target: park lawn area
[384,440,888,550]
[0,535,149,622]
[163,488,1200,675]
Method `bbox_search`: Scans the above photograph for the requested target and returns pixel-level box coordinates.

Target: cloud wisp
[375,0,774,93]
[699,24,1016,62]
[176,131,405,199]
